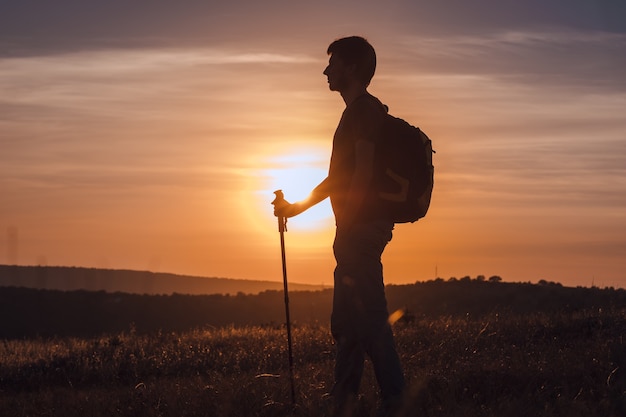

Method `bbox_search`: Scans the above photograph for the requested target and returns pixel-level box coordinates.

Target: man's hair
[327,36,376,87]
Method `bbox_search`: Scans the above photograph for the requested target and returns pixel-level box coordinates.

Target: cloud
[370,28,626,227]
[387,30,626,93]
[0,45,324,207]
[416,0,626,33]
[0,46,317,134]
[3,1,625,59]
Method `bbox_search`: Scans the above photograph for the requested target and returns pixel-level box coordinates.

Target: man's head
[324,36,376,90]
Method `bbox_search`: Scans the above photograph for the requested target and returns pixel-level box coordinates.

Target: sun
[254,145,334,232]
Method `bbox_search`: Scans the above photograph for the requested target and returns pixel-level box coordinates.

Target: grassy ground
[1,308,625,416]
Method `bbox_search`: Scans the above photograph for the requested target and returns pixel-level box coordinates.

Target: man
[273,36,405,416]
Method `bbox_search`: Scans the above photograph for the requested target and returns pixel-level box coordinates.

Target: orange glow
[2,20,625,290]
[245,143,335,253]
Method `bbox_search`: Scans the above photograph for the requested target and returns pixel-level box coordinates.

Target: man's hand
[272,181,330,219]
[274,201,305,218]
[272,190,304,218]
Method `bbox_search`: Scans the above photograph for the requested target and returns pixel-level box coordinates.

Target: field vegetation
[1,278,625,416]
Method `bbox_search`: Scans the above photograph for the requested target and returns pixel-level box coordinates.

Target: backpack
[375,111,435,223]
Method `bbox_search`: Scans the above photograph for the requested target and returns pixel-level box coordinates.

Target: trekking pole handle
[272,190,288,233]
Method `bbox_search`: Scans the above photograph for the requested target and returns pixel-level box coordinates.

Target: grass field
[1,305,625,416]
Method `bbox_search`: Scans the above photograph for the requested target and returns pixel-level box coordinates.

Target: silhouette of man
[274,36,405,416]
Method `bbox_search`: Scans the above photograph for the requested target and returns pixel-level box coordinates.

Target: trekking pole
[271,190,296,407]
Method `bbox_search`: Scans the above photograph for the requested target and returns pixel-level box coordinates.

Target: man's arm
[274,176,332,218]
[276,140,375,222]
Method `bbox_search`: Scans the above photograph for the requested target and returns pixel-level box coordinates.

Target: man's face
[323,54,352,92]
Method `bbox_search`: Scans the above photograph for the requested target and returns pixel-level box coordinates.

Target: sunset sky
[2,1,625,289]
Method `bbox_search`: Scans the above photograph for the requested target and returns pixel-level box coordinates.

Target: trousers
[330,220,405,413]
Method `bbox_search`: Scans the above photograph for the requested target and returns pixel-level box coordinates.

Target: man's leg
[331,221,404,414]
[331,226,370,414]
[366,319,405,414]
[330,330,364,415]
[330,263,366,413]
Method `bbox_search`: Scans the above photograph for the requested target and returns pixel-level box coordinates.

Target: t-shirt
[328,93,387,226]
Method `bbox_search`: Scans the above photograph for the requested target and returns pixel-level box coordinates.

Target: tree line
[1,277,624,339]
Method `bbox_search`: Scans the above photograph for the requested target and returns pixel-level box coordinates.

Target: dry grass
[1,308,625,416]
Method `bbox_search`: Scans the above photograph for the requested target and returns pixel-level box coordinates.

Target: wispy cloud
[0,45,324,204]
[375,29,626,232]
[390,30,626,92]
[0,47,315,106]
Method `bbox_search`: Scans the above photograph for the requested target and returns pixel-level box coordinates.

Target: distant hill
[0,265,327,295]
[1,278,625,339]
